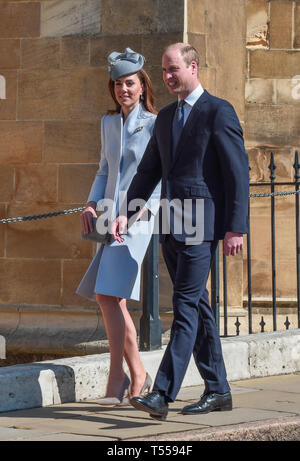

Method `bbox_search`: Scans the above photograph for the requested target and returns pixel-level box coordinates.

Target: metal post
[269,152,277,331]
[294,150,300,328]
[211,243,220,333]
[140,233,162,351]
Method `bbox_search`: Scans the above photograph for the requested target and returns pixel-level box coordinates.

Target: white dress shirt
[181,83,204,125]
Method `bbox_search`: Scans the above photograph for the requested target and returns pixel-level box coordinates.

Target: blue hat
[107,47,145,81]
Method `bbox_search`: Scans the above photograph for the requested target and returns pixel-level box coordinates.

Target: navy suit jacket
[126,90,249,243]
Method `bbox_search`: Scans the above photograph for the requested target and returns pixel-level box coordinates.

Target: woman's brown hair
[108,68,157,115]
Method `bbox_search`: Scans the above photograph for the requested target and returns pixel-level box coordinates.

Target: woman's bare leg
[96,293,127,397]
[119,298,148,398]
[96,294,147,398]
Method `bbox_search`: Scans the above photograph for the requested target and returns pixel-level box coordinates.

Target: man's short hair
[180,45,200,67]
[164,43,200,68]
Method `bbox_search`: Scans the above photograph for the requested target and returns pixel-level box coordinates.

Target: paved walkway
[0,373,299,441]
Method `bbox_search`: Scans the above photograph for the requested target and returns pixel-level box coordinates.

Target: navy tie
[172,100,185,155]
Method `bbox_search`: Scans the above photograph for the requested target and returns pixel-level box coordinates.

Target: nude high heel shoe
[139,372,152,396]
[97,373,130,406]
[128,372,152,400]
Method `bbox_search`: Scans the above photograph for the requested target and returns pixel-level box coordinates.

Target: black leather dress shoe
[130,391,168,421]
[181,392,232,415]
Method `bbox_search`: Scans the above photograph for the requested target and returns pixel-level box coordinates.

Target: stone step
[0,330,299,413]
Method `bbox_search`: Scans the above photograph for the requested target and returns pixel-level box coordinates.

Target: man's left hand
[223,232,243,256]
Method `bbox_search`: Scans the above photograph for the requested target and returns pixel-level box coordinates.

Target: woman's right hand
[80,202,97,235]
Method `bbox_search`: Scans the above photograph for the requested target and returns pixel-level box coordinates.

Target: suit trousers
[153,234,230,402]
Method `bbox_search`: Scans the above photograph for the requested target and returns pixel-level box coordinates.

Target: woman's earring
[140,93,144,101]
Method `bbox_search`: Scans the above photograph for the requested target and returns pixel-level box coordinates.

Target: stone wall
[245,0,300,305]
[0,0,185,354]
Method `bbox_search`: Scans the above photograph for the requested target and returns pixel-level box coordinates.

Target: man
[111,43,249,421]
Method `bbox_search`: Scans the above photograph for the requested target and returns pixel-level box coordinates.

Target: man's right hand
[111,215,128,243]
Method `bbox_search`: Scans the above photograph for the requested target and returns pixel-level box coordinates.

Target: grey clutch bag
[81,217,111,244]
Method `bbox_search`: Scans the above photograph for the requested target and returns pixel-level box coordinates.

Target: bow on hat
[108,48,142,69]
[107,47,145,80]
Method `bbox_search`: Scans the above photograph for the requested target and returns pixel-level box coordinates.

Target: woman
[76,48,160,405]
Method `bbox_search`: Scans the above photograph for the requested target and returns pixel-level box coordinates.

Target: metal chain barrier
[1,190,300,224]
[0,206,85,224]
[249,190,300,198]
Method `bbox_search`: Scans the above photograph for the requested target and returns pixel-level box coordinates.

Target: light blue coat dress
[76,104,160,301]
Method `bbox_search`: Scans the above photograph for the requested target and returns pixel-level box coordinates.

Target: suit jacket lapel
[164,102,177,173]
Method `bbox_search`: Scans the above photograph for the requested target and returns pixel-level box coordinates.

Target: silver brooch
[133,126,144,134]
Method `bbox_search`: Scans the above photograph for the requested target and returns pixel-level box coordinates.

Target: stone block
[222,338,250,380]
[0,3,40,38]
[60,38,90,68]
[0,362,78,411]
[187,0,207,34]
[277,78,300,105]
[0,165,14,202]
[202,0,246,120]
[0,259,61,305]
[44,120,101,163]
[248,330,300,377]
[21,39,60,69]
[246,0,268,48]
[91,35,142,67]
[41,0,101,37]
[0,40,20,69]
[293,2,300,48]
[101,0,183,35]
[269,1,293,49]
[58,164,98,203]
[6,203,93,260]
[245,104,300,147]
[62,259,96,306]
[18,69,72,120]
[0,122,43,164]
[0,70,17,120]
[245,79,275,104]
[250,50,300,79]
[157,0,184,33]
[70,68,114,119]
[14,164,57,203]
